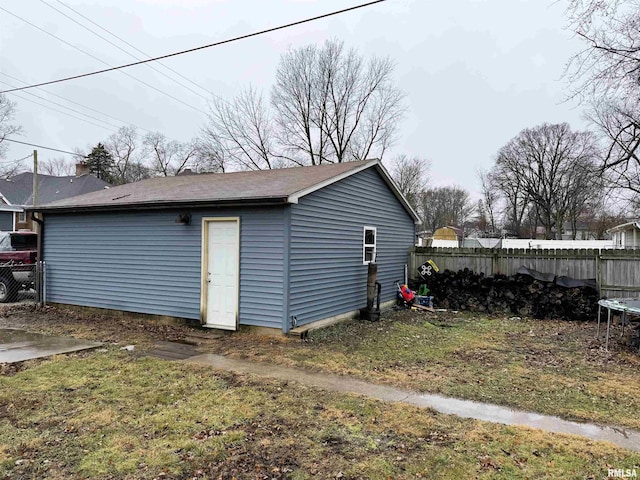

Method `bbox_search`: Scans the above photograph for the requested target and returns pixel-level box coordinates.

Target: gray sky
[0,0,586,196]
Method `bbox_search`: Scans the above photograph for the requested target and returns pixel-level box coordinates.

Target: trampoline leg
[606,308,611,351]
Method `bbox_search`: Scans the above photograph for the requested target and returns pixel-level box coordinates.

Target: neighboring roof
[0,172,110,206]
[446,226,464,237]
[607,220,640,234]
[0,205,24,213]
[433,226,463,240]
[32,159,420,222]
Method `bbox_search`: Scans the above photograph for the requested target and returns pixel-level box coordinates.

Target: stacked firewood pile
[410,268,599,320]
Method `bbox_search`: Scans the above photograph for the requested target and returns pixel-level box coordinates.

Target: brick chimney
[75,162,89,177]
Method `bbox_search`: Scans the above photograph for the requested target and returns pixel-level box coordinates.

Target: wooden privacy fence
[409,247,640,298]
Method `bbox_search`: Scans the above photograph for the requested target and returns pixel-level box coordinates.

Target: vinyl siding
[289,167,415,326]
[43,207,285,329]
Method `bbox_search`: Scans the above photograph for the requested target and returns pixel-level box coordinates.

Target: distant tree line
[71,128,209,185]
[388,155,476,234]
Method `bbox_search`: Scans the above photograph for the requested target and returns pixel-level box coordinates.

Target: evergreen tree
[85,143,114,183]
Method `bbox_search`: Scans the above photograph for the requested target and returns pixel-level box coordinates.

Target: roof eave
[606,220,640,234]
[373,161,421,224]
[0,205,23,212]
[29,196,290,213]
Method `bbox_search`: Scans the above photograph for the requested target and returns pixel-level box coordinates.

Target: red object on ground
[401,285,415,302]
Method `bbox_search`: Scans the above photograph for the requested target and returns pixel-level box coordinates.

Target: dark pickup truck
[0,231,38,302]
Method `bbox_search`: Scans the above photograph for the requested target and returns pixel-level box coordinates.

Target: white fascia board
[0,205,24,212]
[0,193,13,206]
[607,220,640,234]
[286,158,421,224]
[374,160,421,223]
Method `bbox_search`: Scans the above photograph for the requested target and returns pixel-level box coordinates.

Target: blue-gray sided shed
[34,159,418,333]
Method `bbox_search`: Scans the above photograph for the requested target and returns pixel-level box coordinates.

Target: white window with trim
[363,226,377,264]
[18,211,26,223]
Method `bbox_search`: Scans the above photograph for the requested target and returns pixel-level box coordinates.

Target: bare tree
[474,200,488,233]
[0,95,22,156]
[271,44,326,165]
[565,1,639,101]
[105,126,151,185]
[39,157,75,176]
[494,123,599,239]
[202,87,277,171]
[190,136,227,174]
[491,159,531,237]
[271,40,404,165]
[587,98,640,194]
[419,186,475,233]
[205,39,406,169]
[143,132,198,177]
[314,40,405,162]
[477,168,500,234]
[565,0,640,196]
[387,154,430,213]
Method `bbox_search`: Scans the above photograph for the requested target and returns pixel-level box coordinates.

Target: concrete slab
[0,328,102,364]
[186,353,640,452]
[145,341,201,360]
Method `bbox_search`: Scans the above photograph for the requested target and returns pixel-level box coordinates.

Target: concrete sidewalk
[186,353,640,452]
[0,328,101,363]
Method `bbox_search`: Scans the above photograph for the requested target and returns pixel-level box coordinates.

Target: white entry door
[203,219,239,330]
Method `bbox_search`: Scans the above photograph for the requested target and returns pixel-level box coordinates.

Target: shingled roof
[35,160,415,220]
[32,159,419,222]
[0,172,110,206]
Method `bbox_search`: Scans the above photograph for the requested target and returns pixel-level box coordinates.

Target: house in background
[608,221,640,249]
[415,229,432,247]
[0,163,110,231]
[33,159,418,334]
[561,220,600,240]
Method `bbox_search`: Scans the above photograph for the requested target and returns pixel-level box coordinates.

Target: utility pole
[32,150,42,305]
[32,149,38,206]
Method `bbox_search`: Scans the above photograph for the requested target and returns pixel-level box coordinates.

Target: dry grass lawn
[1,349,639,479]
[1,305,640,478]
[205,310,640,431]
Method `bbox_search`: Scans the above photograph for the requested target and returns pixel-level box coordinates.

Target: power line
[52,0,212,97]
[0,6,207,114]
[0,72,180,140]
[8,90,122,131]
[4,153,33,165]
[3,138,84,157]
[46,0,246,115]
[0,0,388,94]
[38,0,211,102]
[0,80,123,130]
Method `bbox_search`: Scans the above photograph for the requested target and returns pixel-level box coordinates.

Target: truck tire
[0,276,17,303]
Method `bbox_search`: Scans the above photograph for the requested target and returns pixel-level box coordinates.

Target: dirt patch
[0,304,191,346]
[450,348,506,368]
[0,361,25,376]
[201,414,302,479]
[522,348,565,369]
